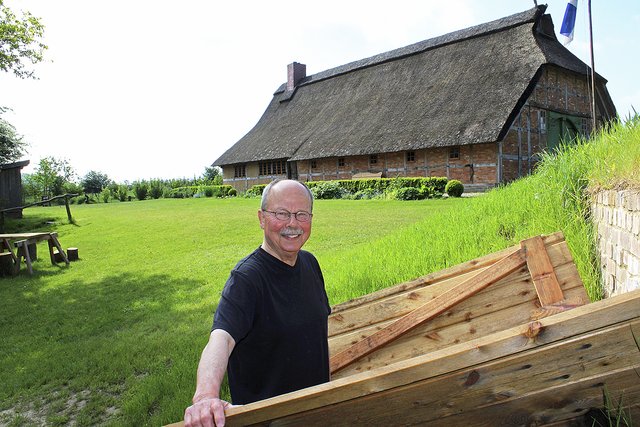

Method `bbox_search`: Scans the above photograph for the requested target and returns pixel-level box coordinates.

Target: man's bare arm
[184,329,236,427]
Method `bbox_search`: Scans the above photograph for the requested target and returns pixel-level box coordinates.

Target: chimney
[287,62,306,91]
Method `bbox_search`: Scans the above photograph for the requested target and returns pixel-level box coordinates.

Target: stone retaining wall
[591,190,640,296]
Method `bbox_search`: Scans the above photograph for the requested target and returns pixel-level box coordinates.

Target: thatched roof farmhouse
[213,5,616,191]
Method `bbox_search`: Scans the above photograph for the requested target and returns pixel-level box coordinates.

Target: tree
[81,170,111,195]
[0,107,27,163]
[202,166,223,185]
[32,156,75,199]
[0,0,47,79]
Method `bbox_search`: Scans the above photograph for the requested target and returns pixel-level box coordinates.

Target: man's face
[258,181,313,265]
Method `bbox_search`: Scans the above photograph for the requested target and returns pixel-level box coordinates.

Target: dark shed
[0,160,30,218]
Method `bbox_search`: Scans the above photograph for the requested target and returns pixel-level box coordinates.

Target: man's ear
[258,210,265,229]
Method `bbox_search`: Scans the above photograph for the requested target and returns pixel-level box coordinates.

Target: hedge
[305,177,448,194]
[168,185,236,198]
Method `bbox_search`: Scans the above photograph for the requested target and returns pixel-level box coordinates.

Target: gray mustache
[280,228,303,236]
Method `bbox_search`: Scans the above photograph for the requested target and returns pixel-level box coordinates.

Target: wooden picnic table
[0,232,69,275]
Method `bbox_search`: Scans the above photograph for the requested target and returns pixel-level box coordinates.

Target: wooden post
[0,252,15,276]
[16,242,37,261]
[64,195,73,223]
[16,240,34,275]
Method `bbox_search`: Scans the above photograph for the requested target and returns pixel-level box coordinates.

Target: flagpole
[588,0,597,132]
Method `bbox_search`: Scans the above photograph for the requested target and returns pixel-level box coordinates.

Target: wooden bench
[0,232,69,275]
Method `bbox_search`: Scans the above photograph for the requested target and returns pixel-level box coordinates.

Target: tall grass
[324,117,640,303]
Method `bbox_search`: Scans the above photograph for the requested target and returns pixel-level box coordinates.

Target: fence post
[64,195,73,223]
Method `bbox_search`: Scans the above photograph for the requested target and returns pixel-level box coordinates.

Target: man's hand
[184,396,233,427]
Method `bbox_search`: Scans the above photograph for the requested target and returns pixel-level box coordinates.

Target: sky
[1,0,638,183]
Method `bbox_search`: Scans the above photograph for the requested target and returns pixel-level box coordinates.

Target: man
[184,179,331,427]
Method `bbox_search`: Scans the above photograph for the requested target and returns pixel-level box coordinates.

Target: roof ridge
[274,5,545,95]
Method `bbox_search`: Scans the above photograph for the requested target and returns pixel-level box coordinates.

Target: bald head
[260,179,314,212]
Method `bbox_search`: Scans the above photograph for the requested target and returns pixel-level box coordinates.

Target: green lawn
[2,116,637,427]
[0,197,463,426]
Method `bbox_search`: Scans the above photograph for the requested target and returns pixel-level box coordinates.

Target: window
[406,151,416,162]
[311,160,317,169]
[449,146,460,160]
[369,154,378,165]
[234,164,246,178]
[338,157,345,167]
[258,160,286,176]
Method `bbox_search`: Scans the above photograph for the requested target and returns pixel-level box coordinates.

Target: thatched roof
[213,6,614,166]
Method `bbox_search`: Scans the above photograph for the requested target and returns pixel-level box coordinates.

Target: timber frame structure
[213,6,616,192]
[169,233,640,426]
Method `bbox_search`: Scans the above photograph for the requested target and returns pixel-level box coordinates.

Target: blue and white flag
[560,0,578,45]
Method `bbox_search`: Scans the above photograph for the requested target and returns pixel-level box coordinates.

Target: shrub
[394,187,422,200]
[306,177,448,199]
[167,185,235,198]
[149,181,163,199]
[445,180,464,197]
[418,186,433,199]
[117,185,128,202]
[133,182,148,201]
[311,181,345,199]
[354,188,380,200]
[247,184,266,196]
[100,188,110,203]
[162,187,173,199]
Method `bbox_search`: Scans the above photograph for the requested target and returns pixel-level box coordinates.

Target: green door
[547,112,583,151]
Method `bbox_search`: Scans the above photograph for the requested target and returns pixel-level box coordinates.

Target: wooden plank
[328,234,577,338]
[15,240,34,275]
[331,275,589,378]
[0,232,52,239]
[522,235,564,306]
[329,248,527,374]
[421,367,640,426]
[209,289,640,426]
[2,237,18,264]
[329,259,585,356]
[237,319,640,426]
[49,233,69,265]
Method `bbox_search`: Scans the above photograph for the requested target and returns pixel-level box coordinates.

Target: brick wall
[591,190,640,297]
[297,143,497,188]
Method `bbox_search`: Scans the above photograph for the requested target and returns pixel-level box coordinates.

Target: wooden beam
[164,290,640,427]
[329,248,527,375]
[521,235,564,306]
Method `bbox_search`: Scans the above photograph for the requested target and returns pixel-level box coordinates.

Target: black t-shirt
[212,247,331,404]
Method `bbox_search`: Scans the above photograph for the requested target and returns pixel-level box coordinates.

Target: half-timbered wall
[500,66,593,183]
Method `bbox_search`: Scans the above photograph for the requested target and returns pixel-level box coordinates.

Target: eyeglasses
[263,210,313,222]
